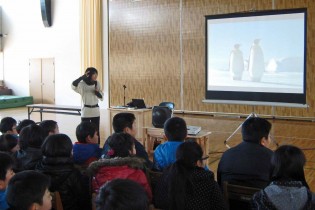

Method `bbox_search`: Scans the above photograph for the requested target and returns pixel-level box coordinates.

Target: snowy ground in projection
[207,69,303,93]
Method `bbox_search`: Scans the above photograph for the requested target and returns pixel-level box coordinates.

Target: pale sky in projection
[207,13,305,70]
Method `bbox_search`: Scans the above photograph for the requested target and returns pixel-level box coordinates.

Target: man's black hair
[0,117,17,133]
[6,170,50,210]
[164,117,187,141]
[0,152,14,180]
[95,179,149,210]
[39,120,58,139]
[112,113,136,133]
[241,117,271,144]
[76,121,97,143]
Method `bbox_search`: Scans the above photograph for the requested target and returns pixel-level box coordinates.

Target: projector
[187,125,201,135]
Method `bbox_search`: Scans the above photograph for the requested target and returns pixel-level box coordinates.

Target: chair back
[159,102,175,110]
[51,191,64,210]
[223,181,261,210]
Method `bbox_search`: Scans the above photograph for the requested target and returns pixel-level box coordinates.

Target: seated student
[252,145,315,210]
[102,112,152,168]
[0,134,19,155]
[73,121,102,166]
[0,117,18,136]
[14,124,45,171]
[217,117,273,188]
[16,119,35,134]
[153,117,187,171]
[39,120,59,139]
[6,170,52,210]
[0,152,15,210]
[95,179,150,210]
[36,133,91,210]
[154,141,226,210]
[89,132,152,201]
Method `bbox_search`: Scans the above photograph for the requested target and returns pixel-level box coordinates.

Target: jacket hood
[264,181,308,210]
[88,156,145,174]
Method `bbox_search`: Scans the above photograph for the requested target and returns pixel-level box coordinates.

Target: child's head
[75,121,98,144]
[242,117,271,145]
[6,170,51,210]
[85,67,98,82]
[39,120,59,139]
[107,133,135,158]
[176,140,203,165]
[112,113,136,137]
[0,117,18,135]
[164,117,187,141]
[0,152,15,190]
[16,119,36,134]
[270,145,308,188]
[95,179,149,210]
[19,124,45,150]
[41,134,73,158]
[0,134,19,153]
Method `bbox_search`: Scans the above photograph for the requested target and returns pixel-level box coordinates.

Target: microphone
[123,85,127,106]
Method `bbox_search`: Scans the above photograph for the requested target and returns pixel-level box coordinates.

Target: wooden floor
[1,107,314,191]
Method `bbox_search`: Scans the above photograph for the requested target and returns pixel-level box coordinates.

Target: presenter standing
[72,67,103,144]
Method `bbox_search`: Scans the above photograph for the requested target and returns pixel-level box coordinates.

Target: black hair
[270,145,309,188]
[0,152,14,181]
[164,117,187,141]
[19,124,45,150]
[84,67,98,84]
[112,113,136,133]
[167,141,204,209]
[39,120,58,139]
[0,134,18,153]
[76,121,97,143]
[95,179,149,210]
[41,134,73,158]
[6,170,50,210]
[241,117,271,144]
[16,119,35,134]
[108,133,134,158]
[0,117,17,133]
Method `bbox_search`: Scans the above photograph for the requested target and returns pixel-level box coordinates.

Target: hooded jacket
[88,156,152,201]
[73,142,101,165]
[252,181,315,210]
[36,156,91,210]
[14,147,42,172]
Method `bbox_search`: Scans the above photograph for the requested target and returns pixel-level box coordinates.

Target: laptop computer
[131,99,147,109]
[187,125,201,135]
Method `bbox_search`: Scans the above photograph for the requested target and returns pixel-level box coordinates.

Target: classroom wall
[0,0,109,108]
[108,0,315,118]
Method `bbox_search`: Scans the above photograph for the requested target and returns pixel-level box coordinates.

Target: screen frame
[205,8,307,107]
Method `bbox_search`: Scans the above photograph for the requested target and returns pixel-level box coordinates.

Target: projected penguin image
[248,39,265,82]
[229,44,244,80]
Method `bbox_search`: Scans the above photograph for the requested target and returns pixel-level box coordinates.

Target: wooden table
[27,104,81,121]
[144,127,212,156]
[108,108,152,145]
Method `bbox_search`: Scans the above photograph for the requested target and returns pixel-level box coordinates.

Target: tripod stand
[224,112,278,148]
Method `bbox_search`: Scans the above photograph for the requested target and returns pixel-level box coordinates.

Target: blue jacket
[153,141,183,171]
[73,143,101,165]
[0,189,9,210]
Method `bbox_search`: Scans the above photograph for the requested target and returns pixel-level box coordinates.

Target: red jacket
[89,156,152,201]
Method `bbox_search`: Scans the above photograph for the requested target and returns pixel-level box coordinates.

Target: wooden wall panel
[109,0,181,107]
[109,0,315,118]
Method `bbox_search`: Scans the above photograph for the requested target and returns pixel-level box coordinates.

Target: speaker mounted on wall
[40,0,52,27]
[152,106,172,128]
